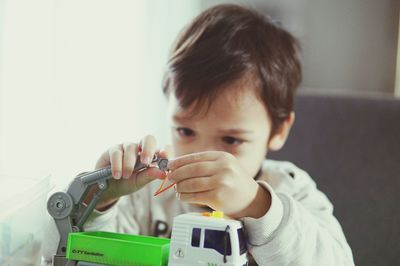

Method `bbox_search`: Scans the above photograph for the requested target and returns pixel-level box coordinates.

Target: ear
[268,112,295,151]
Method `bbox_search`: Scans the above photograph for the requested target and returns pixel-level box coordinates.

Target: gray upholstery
[269,92,400,266]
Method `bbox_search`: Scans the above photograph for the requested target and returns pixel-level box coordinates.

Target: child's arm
[168,153,354,265]
[242,161,354,265]
[42,135,167,265]
[87,136,168,211]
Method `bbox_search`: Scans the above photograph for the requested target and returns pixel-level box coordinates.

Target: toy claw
[131,154,173,196]
[153,175,175,196]
[139,155,176,196]
[157,158,169,171]
[133,154,169,171]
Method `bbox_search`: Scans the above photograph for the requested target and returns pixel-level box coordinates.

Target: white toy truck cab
[168,211,248,266]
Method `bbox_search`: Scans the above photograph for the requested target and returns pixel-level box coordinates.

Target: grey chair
[269,92,400,266]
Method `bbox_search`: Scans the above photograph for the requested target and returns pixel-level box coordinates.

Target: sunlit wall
[0,0,200,187]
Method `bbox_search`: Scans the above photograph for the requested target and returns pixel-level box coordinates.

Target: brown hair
[163,4,302,134]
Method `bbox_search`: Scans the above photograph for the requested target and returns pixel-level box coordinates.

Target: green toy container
[66,231,170,266]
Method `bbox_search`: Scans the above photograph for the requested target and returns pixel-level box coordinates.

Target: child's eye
[176,127,195,137]
[222,136,244,145]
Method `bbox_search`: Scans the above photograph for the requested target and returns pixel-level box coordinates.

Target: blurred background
[0,0,399,265]
[0,0,201,184]
[0,0,398,184]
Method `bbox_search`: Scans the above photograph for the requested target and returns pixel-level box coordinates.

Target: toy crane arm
[46,155,169,266]
[47,167,113,266]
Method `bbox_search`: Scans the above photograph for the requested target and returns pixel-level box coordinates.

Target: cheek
[235,142,268,177]
[236,153,265,178]
[170,137,182,157]
[170,137,193,157]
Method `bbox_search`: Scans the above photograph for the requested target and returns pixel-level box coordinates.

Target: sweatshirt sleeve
[241,161,354,266]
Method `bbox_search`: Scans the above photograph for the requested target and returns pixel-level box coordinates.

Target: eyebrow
[218,128,253,135]
[172,115,190,123]
[173,115,253,135]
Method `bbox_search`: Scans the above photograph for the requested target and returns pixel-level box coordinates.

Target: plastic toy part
[211,211,224,218]
[153,177,175,196]
[201,211,224,218]
[136,154,175,197]
[133,154,169,172]
[66,232,170,266]
[157,158,169,172]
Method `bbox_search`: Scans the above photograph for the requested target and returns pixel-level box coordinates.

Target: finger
[158,144,172,159]
[135,167,167,190]
[95,150,111,169]
[122,142,139,179]
[168,161,218,183]
[140,135,157,165]
[175,176,215,193]
[168,151,222,170]
[108,144,124,179]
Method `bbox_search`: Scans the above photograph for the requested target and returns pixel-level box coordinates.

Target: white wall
[0,0,200,187]
[0,0,56,180]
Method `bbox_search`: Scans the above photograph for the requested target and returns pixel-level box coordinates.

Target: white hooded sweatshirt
[42,160,354,265]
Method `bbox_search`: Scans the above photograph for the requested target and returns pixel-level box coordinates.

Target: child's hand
[90,135,169,210]
[167,151,271,219]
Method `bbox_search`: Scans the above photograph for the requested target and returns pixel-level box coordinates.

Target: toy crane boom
[47,156,168,266]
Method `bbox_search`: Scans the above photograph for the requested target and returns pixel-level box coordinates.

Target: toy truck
[65,211,248,266]
[47,165,248,265]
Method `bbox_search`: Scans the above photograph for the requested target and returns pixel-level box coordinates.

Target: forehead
[168,85,270,128]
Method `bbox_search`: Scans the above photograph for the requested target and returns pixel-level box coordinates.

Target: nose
[193,139,222,153]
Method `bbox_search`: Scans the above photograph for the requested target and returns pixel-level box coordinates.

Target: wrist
[84,186,118,211]
[250,184,271,218]
[96,197,118,211]
[236,182,271,219]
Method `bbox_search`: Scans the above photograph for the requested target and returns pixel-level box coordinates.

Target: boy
[43,4,354,265]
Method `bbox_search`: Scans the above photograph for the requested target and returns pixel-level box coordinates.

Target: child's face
[167,83,273,179]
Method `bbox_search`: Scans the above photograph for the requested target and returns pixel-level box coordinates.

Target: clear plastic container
[0,173,51,266]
